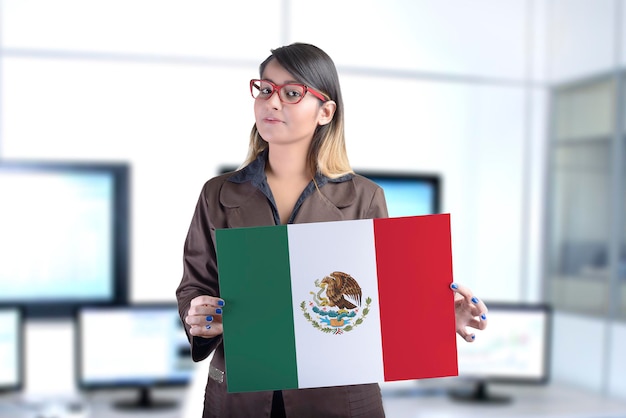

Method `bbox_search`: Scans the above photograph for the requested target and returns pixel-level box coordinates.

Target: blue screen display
[360,172,440,217]
[78,305,193,388]
[0,171,113,301]
[0,161,129,318]
[369,178,437,217]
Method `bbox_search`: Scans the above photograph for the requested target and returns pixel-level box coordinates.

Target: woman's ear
[317,101,337,126]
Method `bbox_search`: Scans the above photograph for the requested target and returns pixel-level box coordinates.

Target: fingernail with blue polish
[450,283,458,290]
[216,308,223,314]
[471,297,479,304]
[218,300,225,306]
[471,335,476,340]
[481,314,487,320]
[206,325,211,330]
[206,315,213,322]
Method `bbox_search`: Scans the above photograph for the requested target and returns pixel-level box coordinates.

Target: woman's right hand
[185,295,224,338]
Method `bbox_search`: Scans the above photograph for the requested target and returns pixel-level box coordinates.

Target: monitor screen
[452,302,552,403]
[0,307,23,392]
[357,171,441,216]
[76,304,194,410]
[0,161,130,318]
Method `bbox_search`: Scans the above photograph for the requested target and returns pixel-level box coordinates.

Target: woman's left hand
[450,282,488,342]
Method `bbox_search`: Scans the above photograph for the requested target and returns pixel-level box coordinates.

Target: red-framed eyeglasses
[250,79,329,104]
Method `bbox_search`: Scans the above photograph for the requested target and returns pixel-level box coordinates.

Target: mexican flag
[215,214,457,393]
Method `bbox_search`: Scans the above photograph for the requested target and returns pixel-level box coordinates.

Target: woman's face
[254,59,331,148]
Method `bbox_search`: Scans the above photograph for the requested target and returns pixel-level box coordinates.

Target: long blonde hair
[243,43,353,179]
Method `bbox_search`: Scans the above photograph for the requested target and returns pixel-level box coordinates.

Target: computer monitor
[357,171,441,216]
[452,302,552,403]
[75,304,194,410]
[0,161,130,319]
[218,166,442,217]
[0,306,23,393]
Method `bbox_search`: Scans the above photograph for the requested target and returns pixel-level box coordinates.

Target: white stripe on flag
[288,219,385,388]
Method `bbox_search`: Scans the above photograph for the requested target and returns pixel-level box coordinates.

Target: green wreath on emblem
[300,297,371,334]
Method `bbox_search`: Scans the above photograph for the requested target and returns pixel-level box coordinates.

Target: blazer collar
[218,150,357,226]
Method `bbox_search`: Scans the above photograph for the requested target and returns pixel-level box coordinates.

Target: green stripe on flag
[216,225,298,392]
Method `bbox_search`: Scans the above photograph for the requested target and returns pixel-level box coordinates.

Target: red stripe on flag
[374,214,458,381]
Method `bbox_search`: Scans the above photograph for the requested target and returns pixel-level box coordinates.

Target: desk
[2,383,626,418]
[380,381,626,418]
[0,389,185,418]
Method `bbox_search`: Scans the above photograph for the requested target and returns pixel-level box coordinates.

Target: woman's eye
[260,87,273,95]
[285,89,302,97]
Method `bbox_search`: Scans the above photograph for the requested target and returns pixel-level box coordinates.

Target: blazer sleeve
[175,181,222,362]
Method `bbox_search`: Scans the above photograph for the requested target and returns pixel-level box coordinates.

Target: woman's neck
[265,145,314,224]
[266,145,311,181]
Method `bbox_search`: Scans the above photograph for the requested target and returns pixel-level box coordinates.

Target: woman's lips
[263,117,284,124]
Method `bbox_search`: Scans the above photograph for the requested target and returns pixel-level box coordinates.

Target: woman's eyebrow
[261,77,301,85]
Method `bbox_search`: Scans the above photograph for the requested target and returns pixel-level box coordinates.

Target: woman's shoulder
[348,173,383,191]
[194,171,243,204]
[201,168,262,209]
[199,172,233,192]
[323,172,383,199]
[207,170,237,185]
[323,173,388,219]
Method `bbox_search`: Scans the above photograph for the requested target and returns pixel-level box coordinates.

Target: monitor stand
[114,387,178,411]
[448,380,512,404]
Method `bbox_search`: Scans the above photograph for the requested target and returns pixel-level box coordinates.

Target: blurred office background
[1,0,625,414]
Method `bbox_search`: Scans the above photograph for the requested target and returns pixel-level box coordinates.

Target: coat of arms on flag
[300,271,371,335]
[216,214,458,393]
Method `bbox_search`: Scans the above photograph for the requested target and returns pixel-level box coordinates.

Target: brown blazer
[176,171,388,418]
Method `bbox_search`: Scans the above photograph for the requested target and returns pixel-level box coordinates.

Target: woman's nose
[266,90,283,109]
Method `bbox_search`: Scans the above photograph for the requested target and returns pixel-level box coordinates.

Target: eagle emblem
[300,271,372,335]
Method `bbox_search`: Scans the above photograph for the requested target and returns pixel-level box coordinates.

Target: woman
[176,42,488,418]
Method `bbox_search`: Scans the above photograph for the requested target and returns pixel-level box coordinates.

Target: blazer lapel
[294,179,357,223]
[219,180,275,228]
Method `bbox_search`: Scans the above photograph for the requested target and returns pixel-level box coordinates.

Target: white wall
[1,0,551,402]
[544,0,626,400]
[609,322,626,398]
[546,0,616,83]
